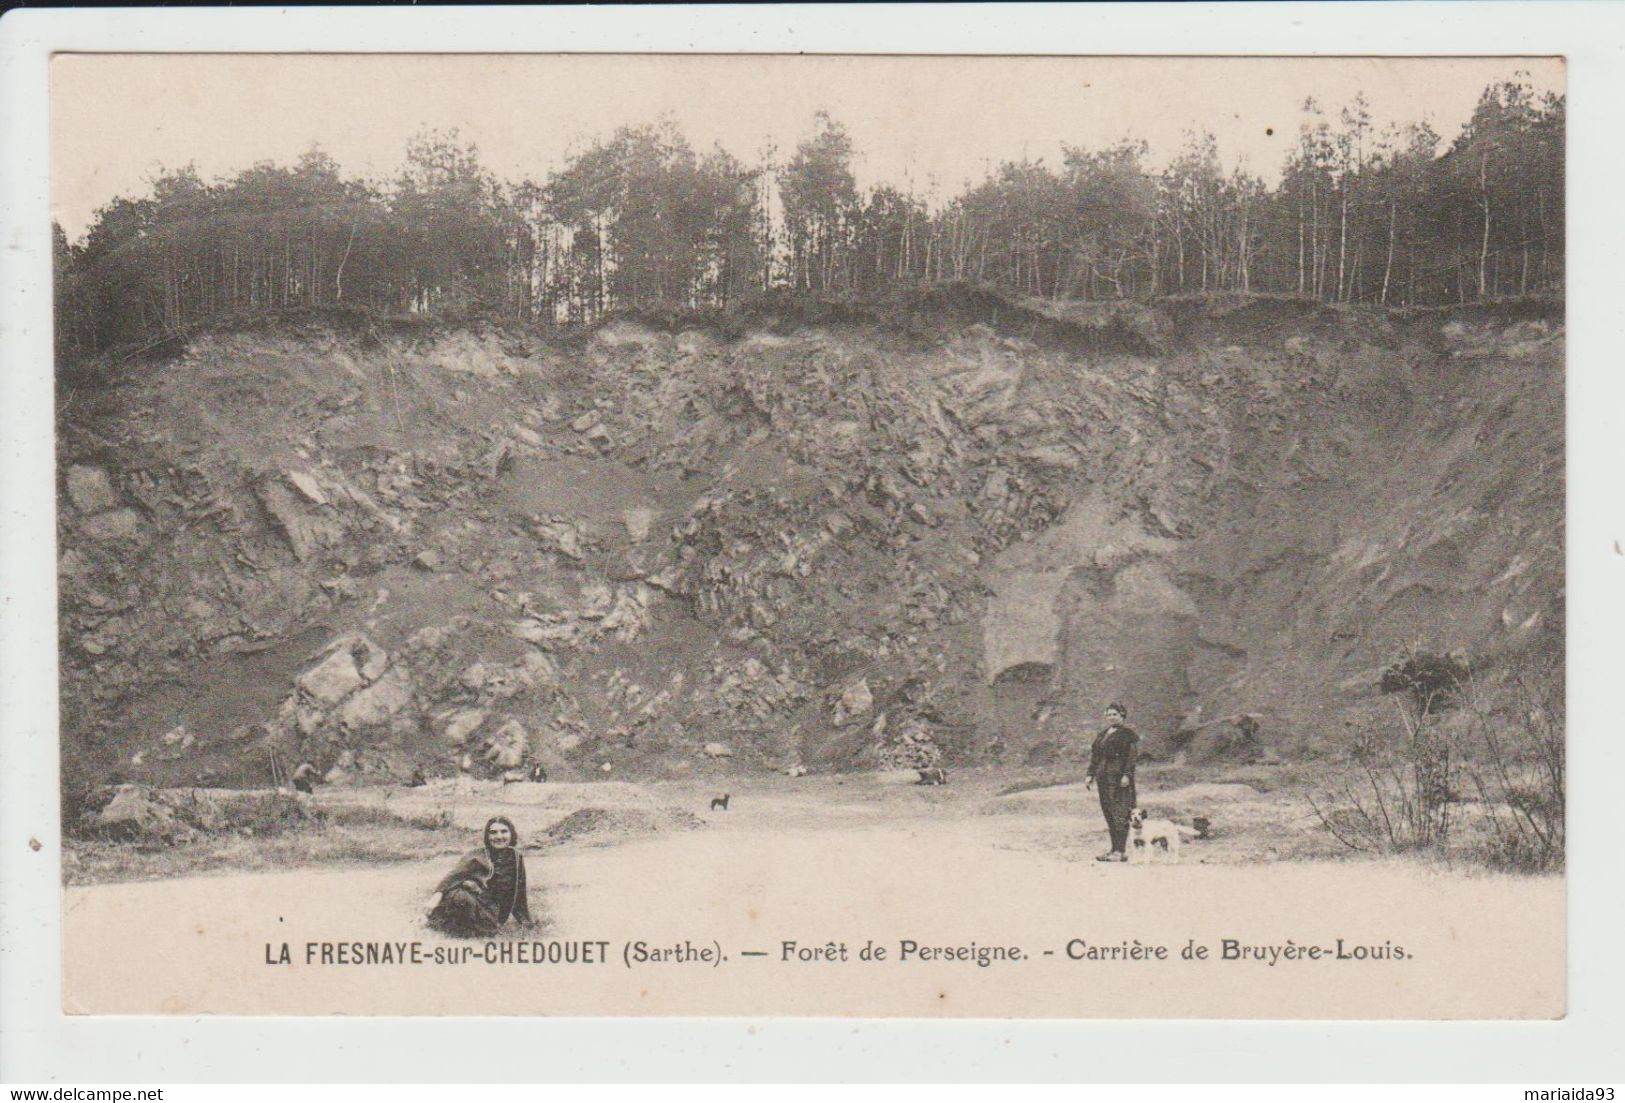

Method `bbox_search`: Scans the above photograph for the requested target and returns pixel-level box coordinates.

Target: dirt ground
[62,764,1341,885]
[62,765,1564,1018]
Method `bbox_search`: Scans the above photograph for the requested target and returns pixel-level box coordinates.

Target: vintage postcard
[51,52,1564,1018]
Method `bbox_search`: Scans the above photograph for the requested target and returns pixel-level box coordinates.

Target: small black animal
[915,767,948,786]
[1191,816,1212,840]
[528,763,548,783]
[710,793,731,812]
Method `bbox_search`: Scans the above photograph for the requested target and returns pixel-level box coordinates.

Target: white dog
[1128,808,1196,863]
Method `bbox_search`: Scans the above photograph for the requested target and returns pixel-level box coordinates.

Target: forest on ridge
[54,76,1563,361]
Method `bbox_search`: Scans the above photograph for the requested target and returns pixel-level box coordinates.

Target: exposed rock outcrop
[57,295,1564,791]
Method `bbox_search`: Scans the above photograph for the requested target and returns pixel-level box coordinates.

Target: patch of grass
[325,803,455,832]
[63,800,465,886]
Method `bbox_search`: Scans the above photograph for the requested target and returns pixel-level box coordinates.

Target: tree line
[54,77,1563,361]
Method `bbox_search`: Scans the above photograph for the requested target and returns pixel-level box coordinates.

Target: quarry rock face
[484,719,528,768]
[837,678,873,722]
[285,469,329,506]
[1055,559,1201,752]
[982,496,1177,684]
[298,634,390,706]
[56,296,1565,789]
[440,708,487,746]
[79,508,143,543]
[255,479,341,561]
[66,465,118,514]
[622,507,655,543]
[299,649,365,705]
[335,665,414,730]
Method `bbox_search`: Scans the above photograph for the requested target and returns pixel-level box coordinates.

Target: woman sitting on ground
[426,816,533,937]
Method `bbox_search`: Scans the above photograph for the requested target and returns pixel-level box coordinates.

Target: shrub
[1451,660,1565,872]
[1312,652,1564,872]
[1309,699,1459,854]
[1380,647,1470,713]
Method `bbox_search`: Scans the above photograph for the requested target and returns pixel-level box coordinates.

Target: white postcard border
[3,2,1623,1083]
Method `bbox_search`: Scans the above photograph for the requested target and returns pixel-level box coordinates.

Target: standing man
[1085,702,1138,862]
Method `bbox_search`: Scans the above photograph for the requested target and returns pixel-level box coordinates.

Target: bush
[1380,647,1470,713]
[1309,699,1459,854]
[1312,653,1564,872]
[1451,660,1565,872]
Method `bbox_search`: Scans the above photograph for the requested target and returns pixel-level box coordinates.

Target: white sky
[51,53,1563,242]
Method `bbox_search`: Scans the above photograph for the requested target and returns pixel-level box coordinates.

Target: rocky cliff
[57,290,1564,792]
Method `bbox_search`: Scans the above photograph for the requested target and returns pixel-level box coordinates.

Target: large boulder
[336,665,415,730]
[483,719,528,768]
[345,635,391,682]
[836,678,873,724]
[79,508,144,543]
[88,785,185,842]
[1176,715,1268,765]
[622,506,655,543]
[299,649,364,705]
[440,708,487,746]
[285,469,329,506]
[298,634,390,707]
[66,465,118,513]
[256,478,342,561]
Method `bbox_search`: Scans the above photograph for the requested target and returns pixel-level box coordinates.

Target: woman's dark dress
[428,845,531,937]
[1087,723,1139,853]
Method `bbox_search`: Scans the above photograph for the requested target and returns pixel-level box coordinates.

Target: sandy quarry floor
[61,768,1564,1019]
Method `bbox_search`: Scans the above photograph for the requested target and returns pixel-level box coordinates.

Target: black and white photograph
[41,50,1568,1019]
